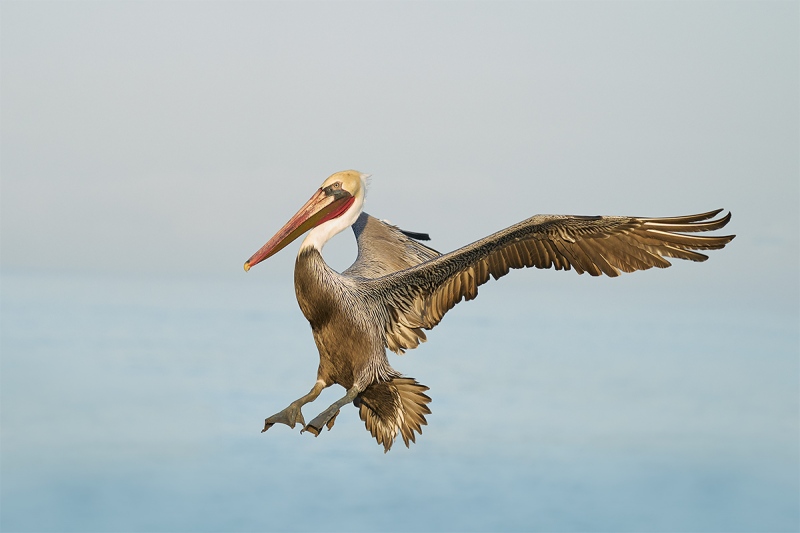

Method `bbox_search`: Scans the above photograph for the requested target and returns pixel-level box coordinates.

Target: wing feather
[363,211,734,354]
[344,212,439,279]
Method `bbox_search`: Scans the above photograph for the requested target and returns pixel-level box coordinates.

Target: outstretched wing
[365,209,734,354]
[343,212,440,279]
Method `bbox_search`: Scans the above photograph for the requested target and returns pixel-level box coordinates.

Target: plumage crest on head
[360,173,372,198]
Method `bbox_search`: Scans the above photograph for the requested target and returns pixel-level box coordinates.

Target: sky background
[1,2,798,532]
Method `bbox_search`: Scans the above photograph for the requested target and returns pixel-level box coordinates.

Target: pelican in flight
[244,170,734,452]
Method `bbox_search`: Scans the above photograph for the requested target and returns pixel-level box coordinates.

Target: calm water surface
[1,270,797,532]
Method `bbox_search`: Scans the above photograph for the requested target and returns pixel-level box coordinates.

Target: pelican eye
[324,182,345,196]
[323,181,350,198]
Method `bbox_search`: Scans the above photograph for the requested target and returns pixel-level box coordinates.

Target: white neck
[299,192,364,254]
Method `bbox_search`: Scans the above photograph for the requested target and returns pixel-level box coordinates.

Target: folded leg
[262,380,326,432]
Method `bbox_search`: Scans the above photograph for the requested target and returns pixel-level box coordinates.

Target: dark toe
[301,424,321,437]
[325,410,340,431]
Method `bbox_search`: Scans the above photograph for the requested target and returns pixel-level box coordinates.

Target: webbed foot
[301,407,340,436]
[289,385,358,438]
[262,401,306,432]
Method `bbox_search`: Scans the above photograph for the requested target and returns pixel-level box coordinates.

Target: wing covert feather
[344,212,439,279]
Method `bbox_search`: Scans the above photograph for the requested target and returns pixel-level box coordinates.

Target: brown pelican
[244,170,734,452]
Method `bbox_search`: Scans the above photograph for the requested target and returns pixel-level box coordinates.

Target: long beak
[244,187,354,271]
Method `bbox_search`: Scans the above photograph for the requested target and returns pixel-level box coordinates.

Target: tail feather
[355,377,432,452]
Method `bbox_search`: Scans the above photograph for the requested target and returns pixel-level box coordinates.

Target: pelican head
[244,170,369,271]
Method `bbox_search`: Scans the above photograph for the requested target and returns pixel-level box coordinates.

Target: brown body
[290,214,436,450]
[295,248,374,391]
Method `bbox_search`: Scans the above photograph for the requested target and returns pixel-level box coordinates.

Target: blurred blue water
[1,269,797,532]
